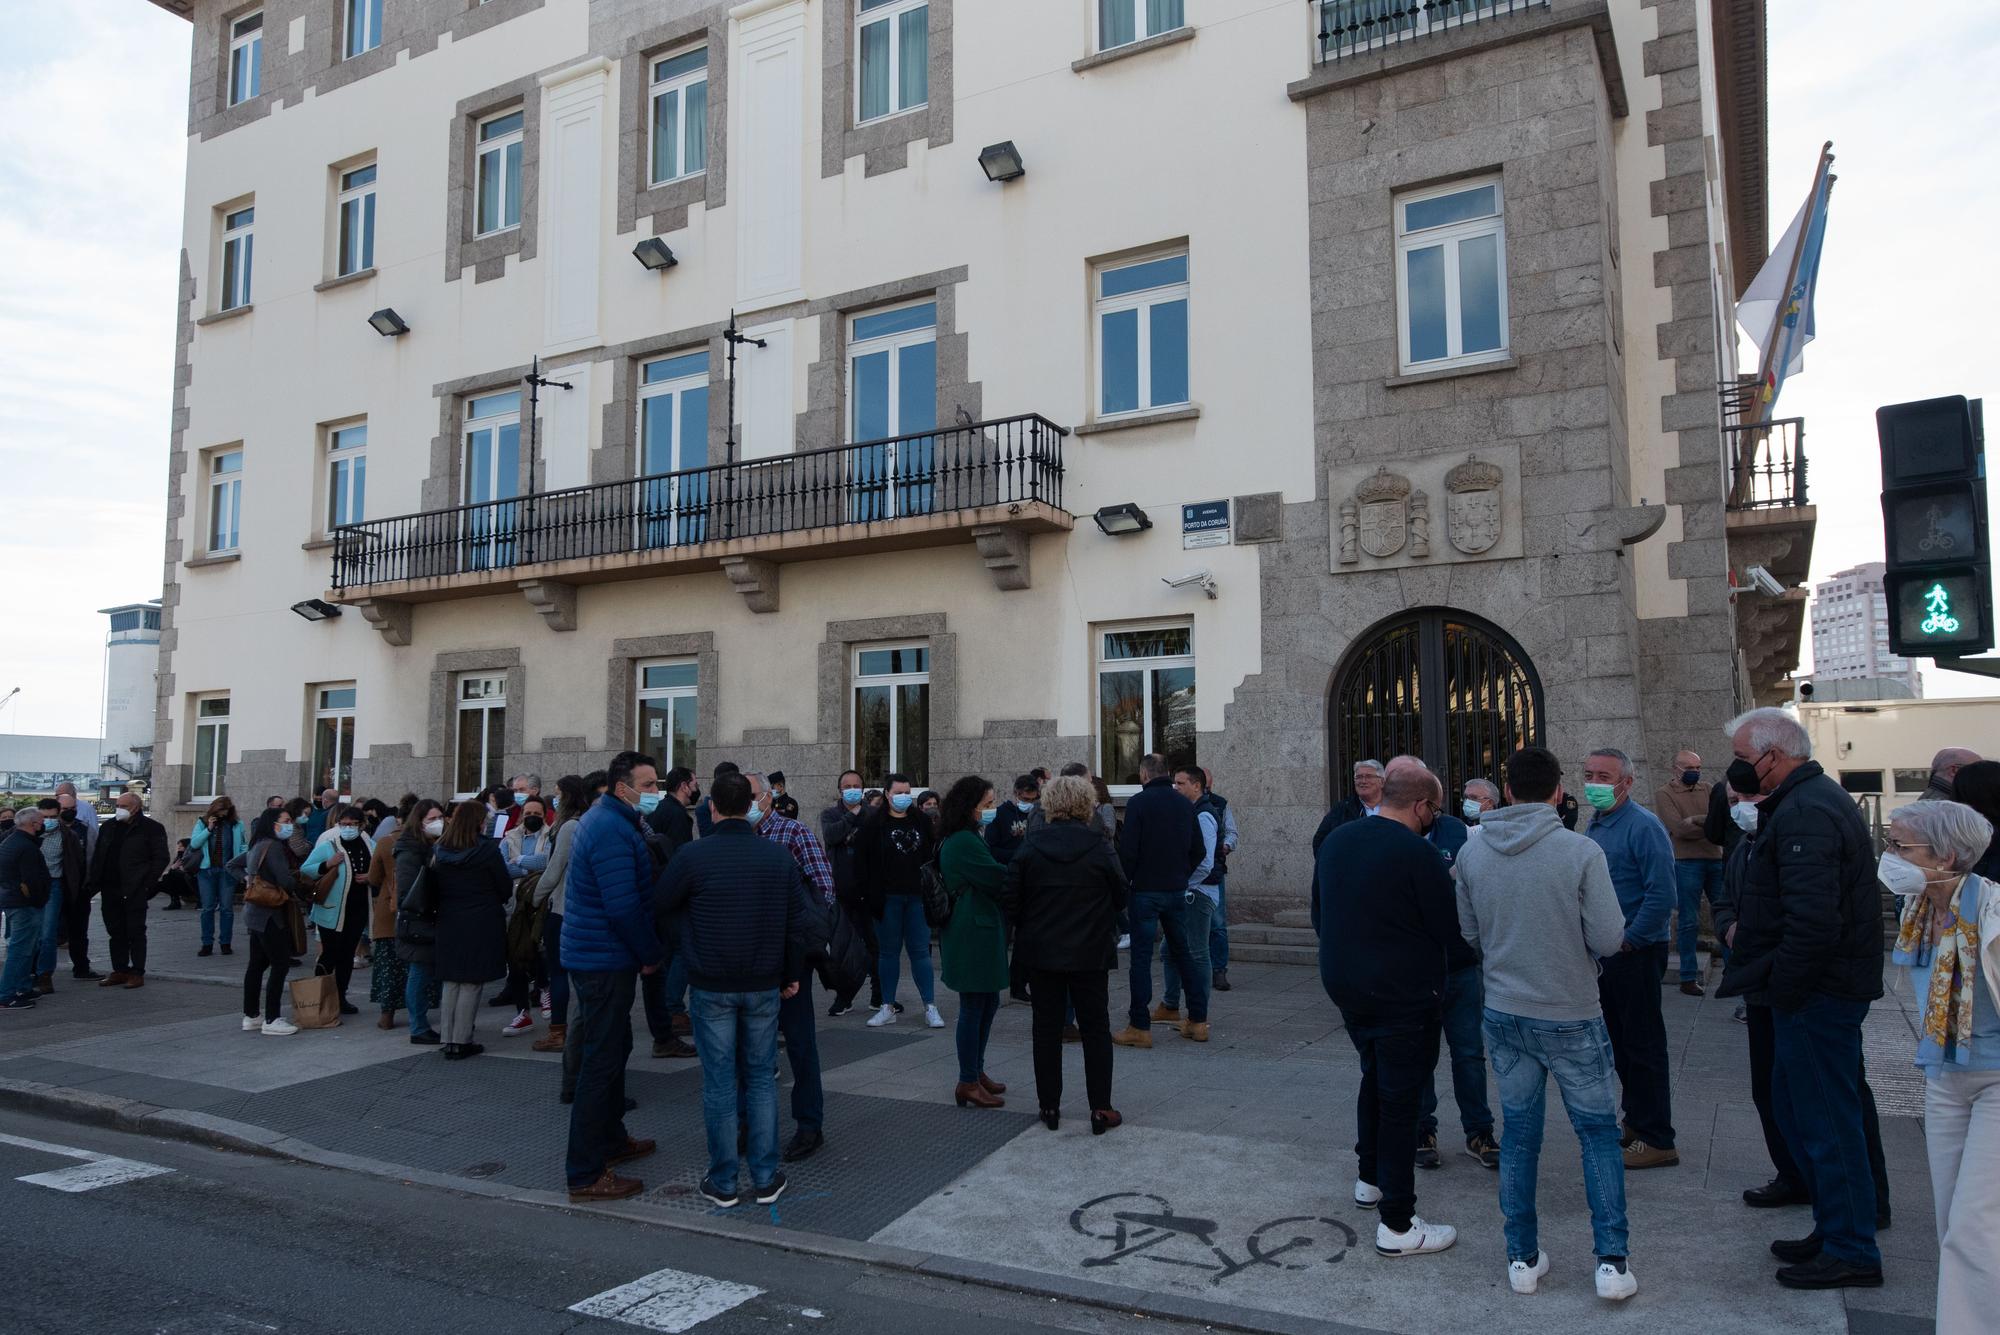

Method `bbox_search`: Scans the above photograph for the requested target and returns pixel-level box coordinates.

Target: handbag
[308,860,340,906]
[245,876,289,909]
[920,858,956,930]
[288,971,341,1029]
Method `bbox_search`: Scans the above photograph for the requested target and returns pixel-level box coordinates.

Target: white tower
[99,602,162,774]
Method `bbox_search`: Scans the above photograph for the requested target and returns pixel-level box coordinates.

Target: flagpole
[1732,141,1832,504]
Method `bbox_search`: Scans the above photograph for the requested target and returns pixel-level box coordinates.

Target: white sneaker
[502,1010,533,1036]
[240,1015,261,1032]
[1595,1261,1637,1301]
[1353,1179,1383,1208]
[1375,1216,1456,1257]
[924,1004,946,1029]
[866,1004,898,1028]
[1117,935,1131,950]
[1509,1251,1550,1294]
[262,1018,299,1037]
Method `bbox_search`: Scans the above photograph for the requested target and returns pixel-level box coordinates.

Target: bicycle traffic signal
[1878,395,1990,658]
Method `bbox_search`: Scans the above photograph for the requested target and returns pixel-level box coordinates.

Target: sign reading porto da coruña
[1182,500,1230,550]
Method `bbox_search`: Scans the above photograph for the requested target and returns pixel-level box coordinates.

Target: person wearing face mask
[503,773,543,833]
[393,800,449,1044]
[299,805,375,1016]
[0,808,51,1009]
[495,796,555,1038]
[302,788,338,847]
[241,808,308,1035]
[1114,755,1210,1050]
[857,773,945,1030]
[986,775,1042,1008]
[940,776,1010,1107]
[822,771,886,1018]
[86,792,168,990]
[33,798,90,993]
[1461,780,1499,830]
[745,772,835,1161]
[190,796,246,958]
[1714,707,1886,1291]
[639,767,699,1058]
[1653,750,1723,998]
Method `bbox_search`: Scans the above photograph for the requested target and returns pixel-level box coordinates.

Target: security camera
[1747,565,1786,597]
[1162,570,1219,600]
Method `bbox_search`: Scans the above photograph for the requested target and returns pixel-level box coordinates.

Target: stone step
[1273,908,1315,930]
[1226,942,1319,966]
[1227,924,1319,946]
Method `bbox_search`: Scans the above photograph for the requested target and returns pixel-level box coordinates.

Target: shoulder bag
[920,856,956,930]
[243,845,291,909]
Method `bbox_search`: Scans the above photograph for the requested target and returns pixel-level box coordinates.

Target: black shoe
[1743,1177,1810,1208]
[827,1001,853,1018]
[783,1130,824,1163]
[754,1172,788,1204]
[0,996,36,1011]
[460,1042,484,1058]
[1775,1254,1883,1290]
[1212,969,1232,992]
[73,968,102,981]
[1416,1132,1441,1170]
[221,944,233,956]
[442,1044,463,1060]
[1733,1003,1748,1023]
[1465,1131,1500,1170]
[699,1177,740,1208]
[625,1097,638,1112]
[338,1002,359,1016]
[1876,1209,1891,1231]
[409,1032,441,1046]
[892,1002,905,1015]
[560,1090,575,1105]
[1009,988,1033,1005]
[1770,1233,1823,1264]
[197,945,213,958]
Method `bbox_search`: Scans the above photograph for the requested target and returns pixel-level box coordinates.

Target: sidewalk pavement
[3,902,1938,1335]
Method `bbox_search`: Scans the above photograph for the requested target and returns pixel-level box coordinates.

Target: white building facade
[145,0,1798,914]
[1809,562,1924,697]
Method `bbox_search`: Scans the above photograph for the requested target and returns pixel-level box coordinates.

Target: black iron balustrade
[1724,416,1807,511]
[330,413,1067,591]
[1312,0,1549,63]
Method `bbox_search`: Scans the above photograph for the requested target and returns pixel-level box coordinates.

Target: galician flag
[1737,148,1834,420]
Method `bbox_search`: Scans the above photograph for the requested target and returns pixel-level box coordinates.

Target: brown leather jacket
[366,841,399,939]
[1653,781,1720,861]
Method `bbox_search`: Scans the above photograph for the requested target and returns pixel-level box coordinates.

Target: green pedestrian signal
[1921,583,1962,636]
[1878,396,1990,657]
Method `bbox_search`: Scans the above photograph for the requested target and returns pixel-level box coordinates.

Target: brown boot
[124,975,144,989]
[1111,1025,1153,1049]
[1149,1003,1181,1023]
[532,1023,567,1053]
[98,973,130,988]
[978,1072,1007,1096]
[568,1170,643,1202]
[606,1136,656,1166]
[1179,1020,1210,1043]
[33,973,53,996]
[954,1081,1004,1108]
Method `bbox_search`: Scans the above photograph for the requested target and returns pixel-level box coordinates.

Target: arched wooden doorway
[1328,609,1545,803]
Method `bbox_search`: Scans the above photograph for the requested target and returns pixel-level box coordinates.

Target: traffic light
[1878,395,1990,657]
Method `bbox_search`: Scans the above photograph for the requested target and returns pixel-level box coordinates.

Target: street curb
[0,1078,1376,1335]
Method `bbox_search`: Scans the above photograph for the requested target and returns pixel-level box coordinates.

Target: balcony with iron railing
[327,414,1069,639]
[1721,384,1818,704]
[1312,0,1551,64]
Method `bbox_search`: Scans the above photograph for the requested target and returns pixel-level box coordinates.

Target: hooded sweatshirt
[1454,802,1629,1022]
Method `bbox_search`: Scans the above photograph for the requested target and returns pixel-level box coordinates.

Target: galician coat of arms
[1355,468,1412,559]
[1445,454,1503,556]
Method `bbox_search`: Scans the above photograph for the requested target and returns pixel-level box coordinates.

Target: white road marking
[569,1267,764,1333]
[0,1131,175,1193]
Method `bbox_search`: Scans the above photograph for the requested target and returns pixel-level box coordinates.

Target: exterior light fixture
[633,238,678,271]
[290,598,342,622]
[1092,502,1151,536]
[978,141,1026,183]
[367,308,409,337]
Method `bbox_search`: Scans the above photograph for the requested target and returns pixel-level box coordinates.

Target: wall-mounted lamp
[978,140,1026,183]
[367,308,409,337]
[1092,502,1152,536]
[290,598,342,622]
[633,238,678,271]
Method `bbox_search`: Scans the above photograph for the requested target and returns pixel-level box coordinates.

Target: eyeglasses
[1883,837,1932,854]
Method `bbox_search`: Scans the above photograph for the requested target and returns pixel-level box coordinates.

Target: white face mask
[1730,801,1760,834]
[110,808,132,822]
[1876,851,1930,898]
[423,818,445,838]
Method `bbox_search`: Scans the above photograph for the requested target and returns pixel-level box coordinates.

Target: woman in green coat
[939,775,1007,1108]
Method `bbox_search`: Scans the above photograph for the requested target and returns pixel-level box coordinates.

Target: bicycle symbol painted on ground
[1068,1192,1357,1285]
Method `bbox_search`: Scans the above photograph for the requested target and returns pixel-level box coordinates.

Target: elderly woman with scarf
[1882,796,2000,1332]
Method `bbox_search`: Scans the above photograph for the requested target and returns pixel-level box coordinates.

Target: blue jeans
[694,987,781,1191]
[956,990,1000,1083]
[1420,966,1494,1138]
[198,867,236,948]
[735,972,823,1136]
[2,905,42,1000]
[36,878,64,974]
[1164,881,1231,1003]
[405,960,438,1038]
[1130,890,1208,1026]
[1672,860,1722,979]
[1772,994,1880,1267]
[565,969,637,1189]
[1484,1008,1629,1262]
[877,895,935,1006]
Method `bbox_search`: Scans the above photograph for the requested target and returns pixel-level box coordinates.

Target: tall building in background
[1809,563,1923,696]
[100,601,164,779]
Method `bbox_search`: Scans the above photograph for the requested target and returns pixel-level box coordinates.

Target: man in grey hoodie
[1454,746,1637,1303]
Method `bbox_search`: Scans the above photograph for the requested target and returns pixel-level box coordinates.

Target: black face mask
[1726,757,1763,797]
[522,815,545,833]
[1680,769,1701,786]
[688,788,702,807]
[58,809,75,822]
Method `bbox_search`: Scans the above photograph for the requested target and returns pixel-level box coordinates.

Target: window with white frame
[192,695,230,801]
[1395,176,1508,372]
[312,684,356,799]
[208,449,243,554]
[221,205,255,311]
[336,163,377,276]
[1094,253,1189,418]
[227,11,262,106]
[1099,0,1184,50]
[853,645,928,787]
[649,47,708,186]
[344,0,383,58]
[1096,623,1195,791]
[856,0,927,124]
[638,352,710,547]
[475,109,525,237]
[634,661,698,769]
[847,301,937,521]
[463,390,522,568]
[327,423,367,530]
[454,675,507,798]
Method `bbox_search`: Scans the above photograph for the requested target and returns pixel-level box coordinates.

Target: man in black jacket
[1311,759,1386,856]
[0,808,51,1008]
[1715,707,1884,1290]
[34,798,92,991]
[640,766,700,1058]
[87,793,169,988]
[820,770,882,1016]
[1314,765,1461,1258]
[1114,754,1207,1049]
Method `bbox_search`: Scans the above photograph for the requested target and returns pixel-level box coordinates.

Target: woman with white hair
[1882,798,2000,1330]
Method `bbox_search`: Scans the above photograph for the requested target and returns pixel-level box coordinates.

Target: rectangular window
[856,0,927,124]
[1095,253,1189,418]
[637,352,711,547]
[635,660,699,770]
[208,449,243,553]
[328,423,367,529]
[221,205,255,311]
[337,163,377,276]
[228,12,262,106]
[847,302,937,521]
[192,695,230,801]
[1893,768,1930,795]
[1099,0,1184,50]
[1096,624,1195,791]
[1395,176,1508,372]
[853,644,929,787]
[312,685,357,799]
[455,675,507,798]
[649,47,709,186]
[344,0,383,58]
[475,109,525,237]
[463,391,522,569]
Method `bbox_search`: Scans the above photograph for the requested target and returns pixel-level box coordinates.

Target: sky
[0,1,1995,738]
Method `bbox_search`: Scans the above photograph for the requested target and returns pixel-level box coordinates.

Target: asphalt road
[0,1107,1214,1335]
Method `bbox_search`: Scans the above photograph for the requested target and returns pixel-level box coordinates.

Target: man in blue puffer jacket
[561,750,666,1203]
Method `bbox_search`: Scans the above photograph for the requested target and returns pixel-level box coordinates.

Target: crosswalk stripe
[569,1267,765,1333]
[0,1131,175,1193]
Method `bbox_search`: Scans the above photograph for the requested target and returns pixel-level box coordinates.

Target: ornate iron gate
[1328,609,1544,803]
